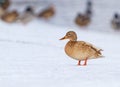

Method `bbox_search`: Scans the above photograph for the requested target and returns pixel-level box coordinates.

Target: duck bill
[59,36,66,40]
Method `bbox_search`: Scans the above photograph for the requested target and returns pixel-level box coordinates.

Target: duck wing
[77,41,103,57]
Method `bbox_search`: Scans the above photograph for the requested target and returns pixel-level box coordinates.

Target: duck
[60,31,103,66]
[75,1,92,27]
[75,13,91,27]
[111,13,120,30]
[18,6,35,24]
[0,0,10,10]
[0,0,10,18]
[38,5,55,19]
[1,10,19,23]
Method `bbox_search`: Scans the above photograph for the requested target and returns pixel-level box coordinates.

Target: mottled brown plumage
[38,5,55,19]
[60,31,103,66]
[1,10,19,23]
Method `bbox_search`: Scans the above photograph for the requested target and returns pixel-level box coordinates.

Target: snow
[0,20,120,87]
[0,0,120,87]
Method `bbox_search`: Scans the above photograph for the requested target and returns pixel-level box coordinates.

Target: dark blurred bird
[86,0,92,11]
[38,5,55,19]
[0,0,10,18]
[111,13,120,30]
[75,13,91,27]
[75,0,93,27]
[18,6,35,24]
[25,6,34,14]
[1,10,19,23]
[85,1,92,18]
[0,0,10,10]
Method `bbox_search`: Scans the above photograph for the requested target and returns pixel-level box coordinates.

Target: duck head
[114,13,119,19]
[25,6,34,13]
[87,1,92,7]
[60,31,77,41]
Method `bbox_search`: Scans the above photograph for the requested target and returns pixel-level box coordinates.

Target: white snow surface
[0,20,120,87]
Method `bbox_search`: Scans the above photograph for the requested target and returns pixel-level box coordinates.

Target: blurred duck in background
[38,5,55,19]
[0,0,10,18]
[1,10,19,23]
[18,6,36,24]
[75,0,92,27]
[0,0,10,10]
[75,13,91,27]
[111,13,120,30]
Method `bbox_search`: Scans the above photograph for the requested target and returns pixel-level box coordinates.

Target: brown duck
[1,10,19,23]
[60,31,103,66]
[38,5,55,19]
[75,1,92,27]
[75,13,91,27]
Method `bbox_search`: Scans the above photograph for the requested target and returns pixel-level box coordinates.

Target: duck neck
[69,39,77,42]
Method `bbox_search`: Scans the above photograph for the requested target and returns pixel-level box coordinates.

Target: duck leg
[83,58,88,66]
[77,60,81,65]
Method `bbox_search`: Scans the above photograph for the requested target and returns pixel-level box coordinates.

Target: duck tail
[99,49,103,51]
[98,49,103,54]
[95,49,104,58]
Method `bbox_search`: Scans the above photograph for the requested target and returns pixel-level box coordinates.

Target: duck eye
[67,33,71,36]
